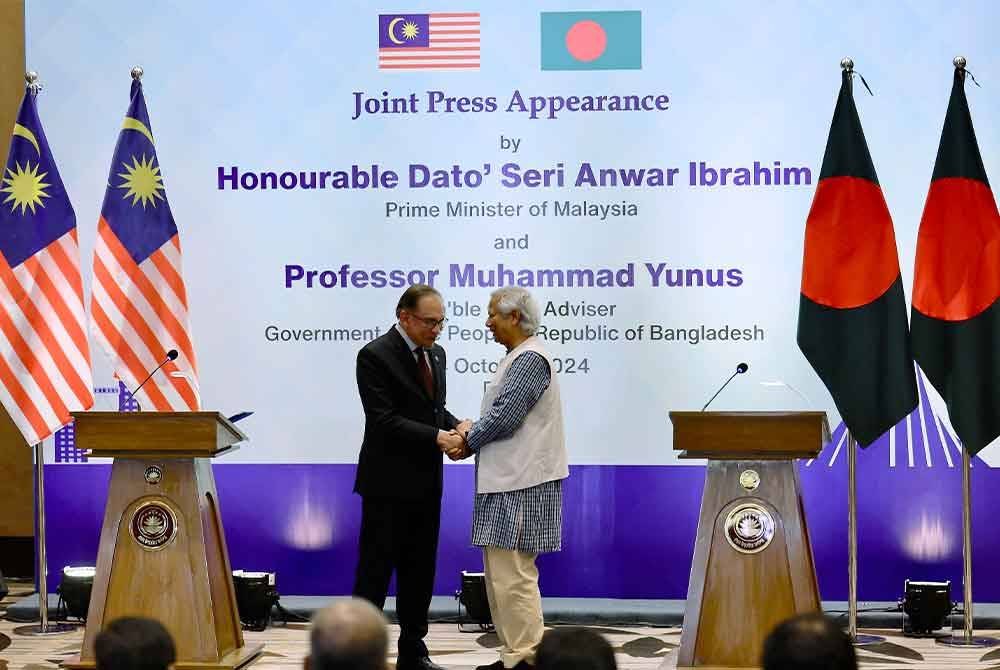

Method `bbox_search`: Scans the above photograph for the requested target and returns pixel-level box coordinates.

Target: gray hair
[309,598,388,670]
[491,287,541,335]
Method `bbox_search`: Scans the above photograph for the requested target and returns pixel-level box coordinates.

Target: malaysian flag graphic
[90,78,200,412]
[378,13,480,70]
[0,86,94,445]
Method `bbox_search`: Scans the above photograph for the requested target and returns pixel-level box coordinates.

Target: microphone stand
[701,372,739,411]
[128,350,179,411]
[701,365,747,412]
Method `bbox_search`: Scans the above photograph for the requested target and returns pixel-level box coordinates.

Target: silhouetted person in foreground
[762,613,858,670]
[307,598,390,670]
[535,627,617,670]
[94,617,176,670]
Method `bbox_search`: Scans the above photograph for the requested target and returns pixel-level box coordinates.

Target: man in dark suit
[354,284,467,670]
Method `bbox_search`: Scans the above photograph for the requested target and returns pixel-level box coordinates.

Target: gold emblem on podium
[739,469,760,491]
[144,465,163,485]
[130,501,179,551]
[724,503,775,554]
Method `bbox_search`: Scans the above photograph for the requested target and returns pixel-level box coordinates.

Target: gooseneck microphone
[128,349,179,411]
[701,362,750,412]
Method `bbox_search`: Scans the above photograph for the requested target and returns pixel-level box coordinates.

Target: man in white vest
[448,287,569,670]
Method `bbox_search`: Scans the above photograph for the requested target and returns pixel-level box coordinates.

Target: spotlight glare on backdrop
[58,566,95,621]
[902,579,952,636]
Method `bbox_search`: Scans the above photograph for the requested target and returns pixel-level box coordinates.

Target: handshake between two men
[437,419,474,461]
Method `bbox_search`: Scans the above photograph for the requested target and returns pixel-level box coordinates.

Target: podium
[63,412,261,670]
[671,411,829,669]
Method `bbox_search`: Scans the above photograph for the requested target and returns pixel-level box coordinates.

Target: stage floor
[6,619,1000,669]
[5,582,1000,669]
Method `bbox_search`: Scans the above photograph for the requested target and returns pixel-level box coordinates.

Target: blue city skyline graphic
[53,422,84,464]
[806,366,968,470]
[53,382,138,463]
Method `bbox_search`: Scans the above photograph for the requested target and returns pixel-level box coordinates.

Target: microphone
[701,362,750,411]
[127,349,179,411]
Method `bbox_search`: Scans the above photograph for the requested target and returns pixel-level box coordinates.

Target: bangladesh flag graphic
[798,68,918,446]
[911,63,1000,455]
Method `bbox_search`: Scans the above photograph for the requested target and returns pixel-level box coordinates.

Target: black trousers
[353,495,442,658]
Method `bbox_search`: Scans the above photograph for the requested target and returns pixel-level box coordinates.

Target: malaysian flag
[0,86,94,445]
[378,13,480,70]
[90,77,199,412]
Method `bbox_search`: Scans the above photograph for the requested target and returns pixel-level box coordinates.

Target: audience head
[307,598,389,670]
[762,613,857,670]
[536,627,617,670]
[94,617,176,670]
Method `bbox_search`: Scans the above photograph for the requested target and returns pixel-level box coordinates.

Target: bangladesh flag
[911,65,1000,455]
[797,68,918,446]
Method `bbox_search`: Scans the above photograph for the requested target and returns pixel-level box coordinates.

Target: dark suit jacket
[354,325,459,499]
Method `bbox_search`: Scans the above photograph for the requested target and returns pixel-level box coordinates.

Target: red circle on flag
[565,20,607,62]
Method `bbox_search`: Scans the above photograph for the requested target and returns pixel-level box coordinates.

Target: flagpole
[847,432,857,638]
[937,446,998,647]
[847,432,882,645]
[837,57,882,646]
[962,446,974,642]
[13,441,75,636]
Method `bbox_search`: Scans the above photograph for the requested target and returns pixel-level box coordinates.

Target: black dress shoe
[396,656,447,670]
[474,661,533,670]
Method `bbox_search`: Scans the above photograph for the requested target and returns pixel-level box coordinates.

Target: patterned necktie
[415,347,434,397]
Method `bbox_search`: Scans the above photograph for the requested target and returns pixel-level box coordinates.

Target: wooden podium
[671,412,830,669]
[63,412,261,670]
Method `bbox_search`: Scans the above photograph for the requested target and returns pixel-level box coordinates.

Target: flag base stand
[853,633,885,646]
[13,622,77,636]
[933,448,998,649]
[935,636,999,648]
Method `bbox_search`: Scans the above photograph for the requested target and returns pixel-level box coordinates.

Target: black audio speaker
[457,571,492,624]
[0,569,8,600]
[57,567,96,620]
[902,579,952,636]
[232,571,279,631]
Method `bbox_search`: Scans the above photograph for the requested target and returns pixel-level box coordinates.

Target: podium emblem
[130,501,179,551]
[724,503,774,554]
[739,469,760,491]
[144,465,163,485]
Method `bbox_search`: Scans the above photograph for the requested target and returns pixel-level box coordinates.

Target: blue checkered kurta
[466,351,564,553]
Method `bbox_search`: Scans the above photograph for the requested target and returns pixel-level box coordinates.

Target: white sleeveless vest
[475,336,568,494]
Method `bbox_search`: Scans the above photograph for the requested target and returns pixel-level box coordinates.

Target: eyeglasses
[408,313,447,329]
